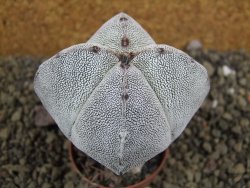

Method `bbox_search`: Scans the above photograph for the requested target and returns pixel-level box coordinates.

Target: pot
[68,142,169,188]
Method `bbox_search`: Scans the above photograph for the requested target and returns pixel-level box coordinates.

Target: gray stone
[233,163,245,174]
[163,182,180,188]
[0,110,6,122]
[209,53,221,63]
[51,167,61,180]
[240,118,249,127]
[0,127,9,140]
[232,126,242,135]
[212,129,221,138]
[233,142,242,152]
[203,142,212,153]
[223,112,232,121]
[217,181,224,188]
[203,61,215,77]
[194,172,201,182]
[27,181,37,188]
[19,158,26,165]
[45,132,57,144]
[41,182,52,188]
[210,151,220,160]
[186,40,203,51]
[238,96,247,107]
[64,181,74,188]
[239,78,247,86]
[204,160,217,174]
[201,177,212,188]
[233,175,242,183]
[186,182,198,188]
[216,142,228,155]
[186,169,194,182]
[11,108,22,122]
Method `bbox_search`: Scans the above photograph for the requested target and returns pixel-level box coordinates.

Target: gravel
[0,48,249,187]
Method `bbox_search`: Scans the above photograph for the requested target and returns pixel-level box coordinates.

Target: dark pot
[68,142,169,188]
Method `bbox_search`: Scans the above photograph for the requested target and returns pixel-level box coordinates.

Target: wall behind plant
[0,0,249,56]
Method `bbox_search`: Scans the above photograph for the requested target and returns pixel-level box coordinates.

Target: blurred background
[0,0,250,56]
[0,1,250,188]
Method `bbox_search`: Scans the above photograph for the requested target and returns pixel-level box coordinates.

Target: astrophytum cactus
[34,13,210,175]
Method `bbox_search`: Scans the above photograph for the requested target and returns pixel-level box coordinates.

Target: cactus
[34,12,210,175]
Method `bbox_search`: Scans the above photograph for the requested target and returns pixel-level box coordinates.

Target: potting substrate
[0,48,249,188]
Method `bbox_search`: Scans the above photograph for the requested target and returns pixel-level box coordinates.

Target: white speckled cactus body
[34,13,210,175]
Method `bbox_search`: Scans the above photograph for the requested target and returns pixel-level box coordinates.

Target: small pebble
[0,127,9,140]
[233,142,242,152]
[232,126,242,135]
[203,61,215,77]
[222,65,235,76]
[203,142,212,153]
[239,78,246,86]
[42,182,52,188]
[233,163,245,174]
[163,182,180,188]
[211,100,218,108]
[34,105,55,126]
[64,181,74,188]
[186,40,203,51]
[11,108,22,122]
[185,169,194,182]
[216,142,228,155]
